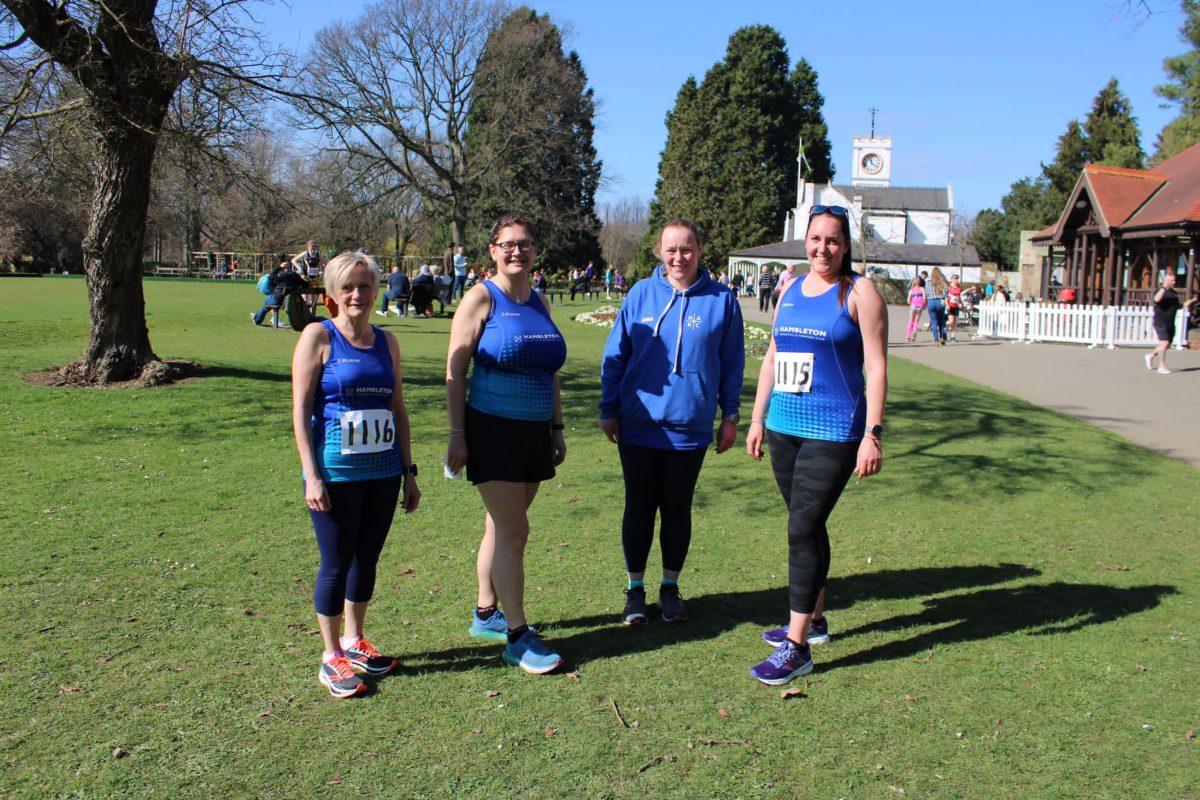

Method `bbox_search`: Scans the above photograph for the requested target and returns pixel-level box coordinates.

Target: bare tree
[599,197,648,270]
[294,0,509,248]
[0,0,286,384]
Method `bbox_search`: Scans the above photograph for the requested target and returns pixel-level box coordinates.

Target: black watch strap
[406,463,418,477]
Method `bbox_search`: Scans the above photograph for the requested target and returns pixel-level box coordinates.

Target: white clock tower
[851,135,892,188]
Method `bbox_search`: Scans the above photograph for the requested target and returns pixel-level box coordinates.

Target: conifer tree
[462,8,602,272]
[1153,0,1200,162]
[1082,78,1145,169]
[640,26,834,273]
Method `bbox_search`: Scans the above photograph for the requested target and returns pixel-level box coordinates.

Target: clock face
[861,153,883,175]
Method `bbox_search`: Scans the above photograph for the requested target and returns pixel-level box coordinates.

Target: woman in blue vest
[599,219,744,626]
[445,213,568,674]
[292,251,422,698]
[745,205,888,685]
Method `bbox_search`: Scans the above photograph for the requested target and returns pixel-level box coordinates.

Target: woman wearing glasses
[445,213,568,674]
[746,204,888,685]
[599,219,744,625]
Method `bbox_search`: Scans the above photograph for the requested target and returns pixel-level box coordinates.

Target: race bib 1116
[774,352,814,393]
[339,409,395,455]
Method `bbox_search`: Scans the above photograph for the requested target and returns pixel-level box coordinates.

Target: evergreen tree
[640,26,833,272]
[1153,0,1200,162]
[462,8,602,273]
[1082,78,1145,169]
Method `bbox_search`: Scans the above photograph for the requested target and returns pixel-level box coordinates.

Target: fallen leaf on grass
[485,690,501,698]
[565,672,580,681]
[904,694,918,702]
[630,720,640,728]
[1185,730,1194,741]
[544,727,558,737]
[257,710,271,718]
[287,622,306,630]
[1103,564,1131,572]
[327,774,343,785]
[58,685,79,694]
[717,708,730,718]
[1136,663,1147,672]
[243,609,258,616]
[112,748,129,759]
[779,688,805,700]
[472,727,483,735]
[154,703,167,709]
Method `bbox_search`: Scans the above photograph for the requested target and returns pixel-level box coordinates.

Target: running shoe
[318,655,367,698]
[1158,367,1172,374]
[469,608,510,641]
[762,617,830,647]
[750,640,813,686]
[344,638,397,676]
[658,585,688,623]
[621,587,648,626]
[1145,353,1155,371]
[501,628,563,674]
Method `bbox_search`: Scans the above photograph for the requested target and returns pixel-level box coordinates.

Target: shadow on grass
[400,563,1156,675]
[822,581,1177,671]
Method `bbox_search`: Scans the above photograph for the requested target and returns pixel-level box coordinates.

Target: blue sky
[265,0,1188,218]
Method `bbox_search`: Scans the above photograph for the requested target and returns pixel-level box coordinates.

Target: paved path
[739,296,1200,469]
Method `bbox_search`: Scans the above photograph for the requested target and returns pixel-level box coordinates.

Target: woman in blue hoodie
[599,219,745,625]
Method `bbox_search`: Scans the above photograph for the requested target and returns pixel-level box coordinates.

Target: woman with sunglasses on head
[746,204,888,685]
[445,213,568,674]
[292,251,422,698]
[599,219,744,626]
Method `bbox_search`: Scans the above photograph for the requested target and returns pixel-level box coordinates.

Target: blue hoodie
[599,266,745,450]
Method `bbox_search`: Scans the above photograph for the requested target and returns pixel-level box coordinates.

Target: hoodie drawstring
[651,287,690,375]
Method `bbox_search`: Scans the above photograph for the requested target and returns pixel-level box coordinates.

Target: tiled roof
[832,185,950,212]
[1122,142,1200,229]
[1084,166,1164,231]
[729,240,980,267]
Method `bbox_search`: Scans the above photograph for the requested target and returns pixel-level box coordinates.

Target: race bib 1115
[774,352,814,394]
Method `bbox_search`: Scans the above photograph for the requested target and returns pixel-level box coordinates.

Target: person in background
[293,240,324,281]
[410,264,435,318]
[378,265,411,318]
[599,219,744,625]
[1145,271,1194,374]
[946,274,963,343]
[291,251,421,698]
[905,276,926,342]
[446,213,568,675]
[253,261,306,327]
[746,204,887,686]
[452,245,468,302]
[758,264,776,312]
[773,264,798,309]
[604,264,615,300]
[926,269,949,346]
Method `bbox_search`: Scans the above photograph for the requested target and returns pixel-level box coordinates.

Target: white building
[728,135,981,286]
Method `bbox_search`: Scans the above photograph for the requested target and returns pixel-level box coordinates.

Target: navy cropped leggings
[618,442,708,574]
[309,476,402,617]
[766,432,858,614]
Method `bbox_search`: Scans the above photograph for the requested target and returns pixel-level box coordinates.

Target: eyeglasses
[491,239,537,253]
[809,205,849,217]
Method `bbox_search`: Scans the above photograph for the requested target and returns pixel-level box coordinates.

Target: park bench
[155,266,190,277]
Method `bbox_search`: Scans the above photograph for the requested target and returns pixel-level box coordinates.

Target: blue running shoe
[469,608,509,641]
[750,639,813,686]
[762,617,830,647]
[501,629,563,675]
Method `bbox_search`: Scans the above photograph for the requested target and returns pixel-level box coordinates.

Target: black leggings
[767,432,857,614]
[309,476,402,616]
[618,442,707,574]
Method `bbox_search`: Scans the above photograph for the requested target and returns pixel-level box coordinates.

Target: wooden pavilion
[1031,142,1200,306]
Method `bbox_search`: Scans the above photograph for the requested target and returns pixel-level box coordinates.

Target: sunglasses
[809,205,849,217]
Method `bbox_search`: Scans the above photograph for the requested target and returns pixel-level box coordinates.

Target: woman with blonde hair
[292,251,421,697]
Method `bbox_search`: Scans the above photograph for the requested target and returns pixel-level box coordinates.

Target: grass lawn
[0,276,1197,799]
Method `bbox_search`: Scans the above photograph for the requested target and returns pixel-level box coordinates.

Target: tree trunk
[78,123,161,383]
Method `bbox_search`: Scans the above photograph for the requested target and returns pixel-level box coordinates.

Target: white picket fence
[975,302,1189,350]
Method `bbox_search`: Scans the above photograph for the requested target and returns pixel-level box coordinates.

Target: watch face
[862,153,883,175]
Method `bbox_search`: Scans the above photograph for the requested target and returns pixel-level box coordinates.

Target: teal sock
[627,578,644,591]
[661,577,678,587]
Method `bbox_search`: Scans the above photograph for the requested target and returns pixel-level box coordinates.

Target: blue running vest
[310,320,405,482]
[766,276,866,442]
[468,281,567,421]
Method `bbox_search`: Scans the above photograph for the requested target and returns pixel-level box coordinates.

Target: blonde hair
[324,251,381,296]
